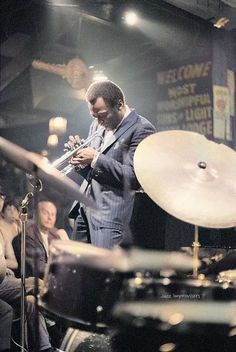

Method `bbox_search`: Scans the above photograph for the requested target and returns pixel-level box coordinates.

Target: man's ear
[117,100,123,110]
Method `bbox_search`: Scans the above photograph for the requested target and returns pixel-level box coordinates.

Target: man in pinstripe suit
[69,80,156,249]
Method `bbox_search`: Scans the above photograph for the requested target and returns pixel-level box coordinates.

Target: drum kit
[1,130,236,351]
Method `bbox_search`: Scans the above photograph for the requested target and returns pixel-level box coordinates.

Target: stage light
[49,117,67,135]
[47,134,58,147]
[123,11,138,26]
[159,342,176,352]
[46,0,78,7]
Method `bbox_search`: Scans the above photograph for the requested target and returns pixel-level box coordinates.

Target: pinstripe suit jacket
[76,109,156,246]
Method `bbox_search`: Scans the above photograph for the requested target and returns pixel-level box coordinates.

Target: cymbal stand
[192,225,201,278]
[20,193,34,352]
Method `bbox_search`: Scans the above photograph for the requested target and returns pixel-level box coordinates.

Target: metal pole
[20,206,28,351]
[20,191,34,351]
[192,225,200,278]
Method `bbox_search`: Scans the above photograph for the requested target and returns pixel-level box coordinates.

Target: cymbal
[134,130,236,228]
[79,246,196,272]
[0,137,96,208]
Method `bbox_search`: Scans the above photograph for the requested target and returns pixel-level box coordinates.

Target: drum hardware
[200,251,225,268]
[218,270,236,285]
[200,250,236,277]
[210,252,225,263]
[159,269,176,278]
[192,225,200,278]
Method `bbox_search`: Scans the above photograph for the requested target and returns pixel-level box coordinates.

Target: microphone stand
[27,171,43,352]
[23,172,43,352]
[20,193,34,352]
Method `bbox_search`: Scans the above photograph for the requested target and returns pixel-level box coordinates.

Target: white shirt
[91,105,131,167]
[40,231,49,257]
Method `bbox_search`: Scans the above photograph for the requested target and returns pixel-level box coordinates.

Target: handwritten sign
[213,85,231,140]
[156,61,213,136]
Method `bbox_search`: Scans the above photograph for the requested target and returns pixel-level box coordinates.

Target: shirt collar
[113,105,131,132]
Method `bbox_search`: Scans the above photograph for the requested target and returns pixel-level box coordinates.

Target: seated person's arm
[0,242,6,283]
[56,229,69,240]
[50,227,70,240]
[4,238,18,270]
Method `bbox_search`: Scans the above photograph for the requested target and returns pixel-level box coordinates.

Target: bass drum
[60,328,113,352]
[40,241,124,330]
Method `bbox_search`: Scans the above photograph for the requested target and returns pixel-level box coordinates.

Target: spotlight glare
[124,11,138,26]
[93,70,108,81]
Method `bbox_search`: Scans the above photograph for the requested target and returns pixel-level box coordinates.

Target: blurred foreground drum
[60,328,112,352]
[120,276,236,302]
[40,241,123,330]
[112,301,236,352]
[40,242,196,329]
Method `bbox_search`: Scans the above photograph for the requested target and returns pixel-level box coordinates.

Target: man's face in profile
[88,97,122,130]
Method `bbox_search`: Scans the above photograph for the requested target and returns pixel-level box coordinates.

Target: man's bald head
[37,201,57,233]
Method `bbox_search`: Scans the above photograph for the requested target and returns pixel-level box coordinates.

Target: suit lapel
[34,224,48,258]
[90,124,106,150]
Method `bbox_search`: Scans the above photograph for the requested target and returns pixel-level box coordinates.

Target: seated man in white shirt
[13,199,69,279]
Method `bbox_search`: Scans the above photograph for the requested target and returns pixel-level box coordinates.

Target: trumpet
[52,131,103,175]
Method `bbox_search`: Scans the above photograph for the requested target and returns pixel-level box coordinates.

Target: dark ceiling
[165,0,236,30]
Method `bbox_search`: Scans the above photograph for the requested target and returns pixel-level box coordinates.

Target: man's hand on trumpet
[64,135,82,151]
[65,135,98,167]
[71,147,98,166]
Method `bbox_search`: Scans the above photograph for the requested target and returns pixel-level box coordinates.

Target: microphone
[21,192,34,208]
[26,173,43,191]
